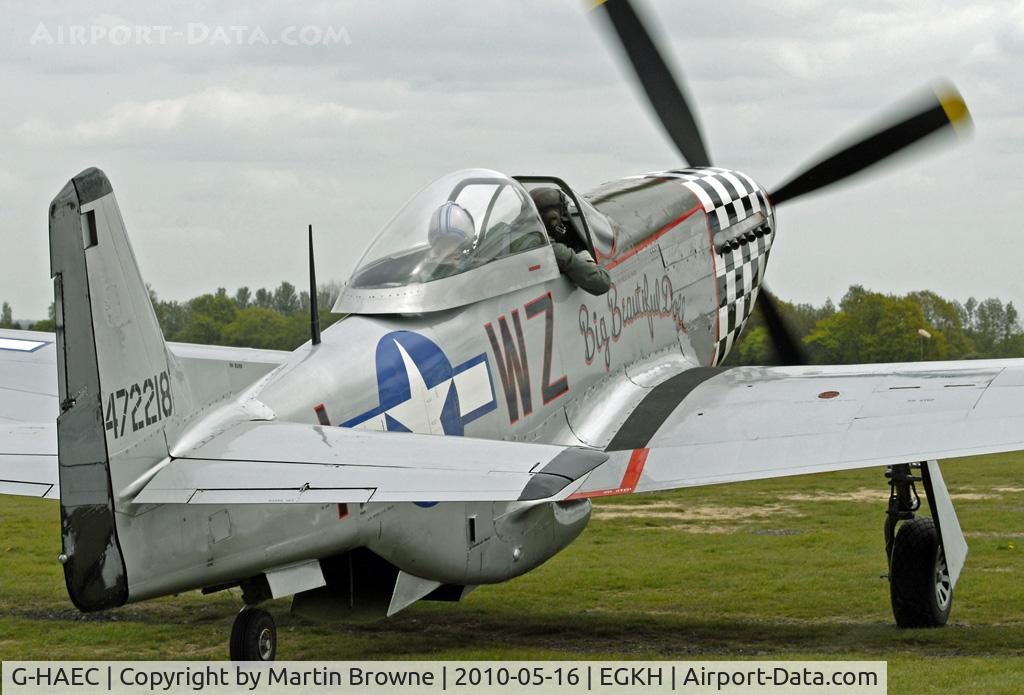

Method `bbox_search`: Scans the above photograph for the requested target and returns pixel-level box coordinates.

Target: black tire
[889,517,952,628]
[229,607,277,661]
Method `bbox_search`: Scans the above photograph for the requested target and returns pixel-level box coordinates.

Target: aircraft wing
[133,421,607,504]
[0,328,289,500]
[570,359,1024,498]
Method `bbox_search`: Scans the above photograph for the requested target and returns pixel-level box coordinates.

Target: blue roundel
[414,501,439,508]
[340,330,497,436]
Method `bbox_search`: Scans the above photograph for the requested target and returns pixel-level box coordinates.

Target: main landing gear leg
[229,579,277,661]
[883,463,952,628]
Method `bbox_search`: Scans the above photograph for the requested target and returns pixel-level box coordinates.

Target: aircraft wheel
[889,517,951,628]
[230,607,277,661]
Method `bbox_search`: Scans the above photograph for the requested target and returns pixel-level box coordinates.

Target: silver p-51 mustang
[0,0,1007,660]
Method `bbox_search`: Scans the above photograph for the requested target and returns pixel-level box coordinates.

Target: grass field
[2,453,1023,693]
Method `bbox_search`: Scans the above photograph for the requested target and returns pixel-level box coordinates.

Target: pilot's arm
[552,242,611,295]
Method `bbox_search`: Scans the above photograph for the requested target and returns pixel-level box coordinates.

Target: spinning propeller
[593,0,972,365]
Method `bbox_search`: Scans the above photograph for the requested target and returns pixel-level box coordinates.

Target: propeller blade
[757,286,808,366]
[594,0,711,167]
[770,82,972,206]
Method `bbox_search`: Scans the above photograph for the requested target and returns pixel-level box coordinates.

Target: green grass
[2,453,1023,693]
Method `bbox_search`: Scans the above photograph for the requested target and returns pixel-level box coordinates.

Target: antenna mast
[308,224,321,346]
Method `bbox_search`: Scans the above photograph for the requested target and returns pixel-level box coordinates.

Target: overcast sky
[0,0,1021,320]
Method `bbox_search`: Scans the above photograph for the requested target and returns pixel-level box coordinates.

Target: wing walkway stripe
[602,366,733,454]
[605,366,729,451]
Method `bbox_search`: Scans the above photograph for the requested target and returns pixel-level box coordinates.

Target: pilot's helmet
[530,187,564,214]
[428,201,475,251]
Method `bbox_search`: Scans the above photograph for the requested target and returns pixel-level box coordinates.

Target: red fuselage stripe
[603,204,703,270]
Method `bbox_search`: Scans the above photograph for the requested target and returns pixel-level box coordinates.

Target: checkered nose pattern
[637,167,775,365]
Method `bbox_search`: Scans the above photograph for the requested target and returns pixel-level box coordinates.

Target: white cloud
[16,88,389,144]
[0,0,1021,320]
[0,168,18,191]
[242,167,301,192]
[997,0,1024,53]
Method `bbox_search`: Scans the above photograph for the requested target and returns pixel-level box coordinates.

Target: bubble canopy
[335,169,560,314]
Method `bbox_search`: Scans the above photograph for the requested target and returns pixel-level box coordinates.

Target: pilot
[530,188,611,295]
[422,201,476,281]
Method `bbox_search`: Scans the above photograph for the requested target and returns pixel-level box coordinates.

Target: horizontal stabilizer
[0,423,58,499]
[0,329,58,426]
[0,326,287,502]
[133,421,607,505]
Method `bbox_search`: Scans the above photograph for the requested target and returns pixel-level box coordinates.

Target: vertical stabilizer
[49,168,188,611]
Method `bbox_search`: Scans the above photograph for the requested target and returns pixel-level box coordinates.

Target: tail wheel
[230,607,277,661]
[889,516,952,628]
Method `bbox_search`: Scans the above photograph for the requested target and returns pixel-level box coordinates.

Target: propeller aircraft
[0,0,1010,661]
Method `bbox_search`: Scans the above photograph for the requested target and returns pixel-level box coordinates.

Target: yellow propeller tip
[934,83,974,136]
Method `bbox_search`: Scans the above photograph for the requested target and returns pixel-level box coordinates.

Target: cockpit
[334,169,619,314]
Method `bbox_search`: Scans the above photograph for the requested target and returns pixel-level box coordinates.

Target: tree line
[148,282,344,351]
[725,286,1024,365]
[4,284,1024,363]
[2,282,344,352]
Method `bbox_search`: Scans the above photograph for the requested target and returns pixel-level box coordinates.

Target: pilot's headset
[530,187,570,235]
[428,202,476,254]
